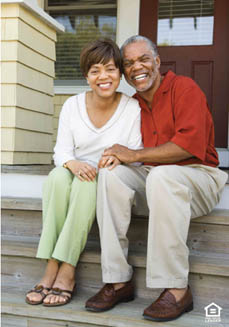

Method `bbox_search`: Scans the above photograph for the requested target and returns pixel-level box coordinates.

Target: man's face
[122,41,160,93]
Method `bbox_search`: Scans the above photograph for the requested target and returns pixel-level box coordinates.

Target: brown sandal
[26,285,51,305]
[43,286,75,307]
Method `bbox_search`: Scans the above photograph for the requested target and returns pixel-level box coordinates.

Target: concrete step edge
[2,238,229,277]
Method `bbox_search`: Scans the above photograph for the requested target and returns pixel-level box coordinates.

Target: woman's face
[87,58,121,98]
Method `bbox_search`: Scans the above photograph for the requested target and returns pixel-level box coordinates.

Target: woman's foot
[26,259,59,304]
[43,262,76,306]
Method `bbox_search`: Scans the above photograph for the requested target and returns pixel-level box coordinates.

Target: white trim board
[217,149,229,168]
[2,174,228,209]
[1,0,65,32]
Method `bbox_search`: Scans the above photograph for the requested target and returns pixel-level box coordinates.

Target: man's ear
[155,56,161,69]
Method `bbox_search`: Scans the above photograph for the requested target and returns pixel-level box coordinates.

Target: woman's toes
[28,293,41,302]
[43,294,51,304]
[50,295,57,304]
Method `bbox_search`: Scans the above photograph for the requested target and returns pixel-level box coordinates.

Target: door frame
[139,0,229,167]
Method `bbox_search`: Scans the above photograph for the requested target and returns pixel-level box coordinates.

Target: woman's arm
[53,102,76,167]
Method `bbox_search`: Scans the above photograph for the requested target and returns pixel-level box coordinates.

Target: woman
[25,38,142,307]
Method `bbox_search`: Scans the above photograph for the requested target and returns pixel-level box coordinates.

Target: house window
[45,0,117,86]
[157,0,214,46]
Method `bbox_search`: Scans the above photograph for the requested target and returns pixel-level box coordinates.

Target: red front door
[140,0,229,147]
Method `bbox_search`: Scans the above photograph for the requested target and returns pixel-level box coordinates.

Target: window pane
[157,0,214,46]
[47,1,117,82]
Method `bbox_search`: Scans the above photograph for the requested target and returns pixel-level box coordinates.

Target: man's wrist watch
[63,162,68,169]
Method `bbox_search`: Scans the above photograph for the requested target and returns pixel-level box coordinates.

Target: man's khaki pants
[96,164,227,288]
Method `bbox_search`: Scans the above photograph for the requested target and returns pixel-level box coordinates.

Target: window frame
[44,0,117,93]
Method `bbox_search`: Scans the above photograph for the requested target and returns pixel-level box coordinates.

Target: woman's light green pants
[36,167,97,266]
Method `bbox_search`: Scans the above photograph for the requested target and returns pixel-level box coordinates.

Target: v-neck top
[78,92,128,133]
[53,92,142,168]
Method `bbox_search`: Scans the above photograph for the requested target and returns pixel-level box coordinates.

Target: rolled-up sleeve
[53,102,76,167]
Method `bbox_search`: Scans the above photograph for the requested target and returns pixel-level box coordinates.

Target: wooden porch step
[1,164,54,175]
[4,289,227,327]
[2,237,229,277]
[2,196,229,224]
[1,197,229,225]
[2,236,229,309]
[2,195,229,326]
[2,197,229,258]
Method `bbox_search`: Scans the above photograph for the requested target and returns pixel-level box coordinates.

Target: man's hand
[102,142,193,165]
[102,144,137,164]
[65,160,97,181]
[98,155,121,170]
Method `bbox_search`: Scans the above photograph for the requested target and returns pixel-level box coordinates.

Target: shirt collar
[133,70,177,108]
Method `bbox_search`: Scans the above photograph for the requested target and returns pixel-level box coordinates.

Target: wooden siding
[2,41,55,77]
[1,4,56,42]
[2,85,53,114]
[52,94,73,148]
[1,3,57,164]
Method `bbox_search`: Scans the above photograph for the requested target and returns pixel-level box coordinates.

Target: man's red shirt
[134,70,219,167]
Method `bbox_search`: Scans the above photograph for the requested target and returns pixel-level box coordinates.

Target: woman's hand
[98,155,121,170]
[65,160,97,181]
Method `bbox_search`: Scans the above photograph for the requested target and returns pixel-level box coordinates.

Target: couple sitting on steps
[25,36,227,323]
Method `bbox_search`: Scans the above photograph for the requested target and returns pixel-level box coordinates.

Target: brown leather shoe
[85,281,135,312]
[143,286,193,322]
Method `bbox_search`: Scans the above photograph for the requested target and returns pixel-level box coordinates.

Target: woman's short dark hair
[80,38,122,77]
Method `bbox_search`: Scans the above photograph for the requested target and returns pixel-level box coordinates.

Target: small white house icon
[205,303,222,318]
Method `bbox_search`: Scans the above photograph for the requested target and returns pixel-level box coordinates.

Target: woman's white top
[53,92,142,168]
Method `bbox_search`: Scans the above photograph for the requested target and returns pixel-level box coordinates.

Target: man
[85,35,227,322]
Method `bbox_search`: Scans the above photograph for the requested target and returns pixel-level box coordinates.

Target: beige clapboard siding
[1,85,53,114]
[2,128,53,152]
[1,108,16,128]
[1,152,52,165]
[1,107,53,134]
[52,94,73,146]
[1,41,55,77]
[1,129,15,151]
[2,62,54,95]
[1,3,59,164]
[53,94,72,106]
[52,117,59,148]
[1,18,55,60]
[1,3,57,42]
[53,116,59,130]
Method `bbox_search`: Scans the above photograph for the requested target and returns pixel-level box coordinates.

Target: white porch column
[116,0,141,96]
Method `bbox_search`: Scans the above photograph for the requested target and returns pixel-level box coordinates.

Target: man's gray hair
[121,35,159,58]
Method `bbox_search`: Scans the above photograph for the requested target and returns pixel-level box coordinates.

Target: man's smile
[132,73,148,81]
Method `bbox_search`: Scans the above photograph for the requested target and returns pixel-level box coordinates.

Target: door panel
[140,0,229,147]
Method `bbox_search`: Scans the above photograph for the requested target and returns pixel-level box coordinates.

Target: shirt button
[153,131,157,135]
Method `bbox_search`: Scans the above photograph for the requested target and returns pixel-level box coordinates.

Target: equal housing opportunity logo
[204,302,222,323]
